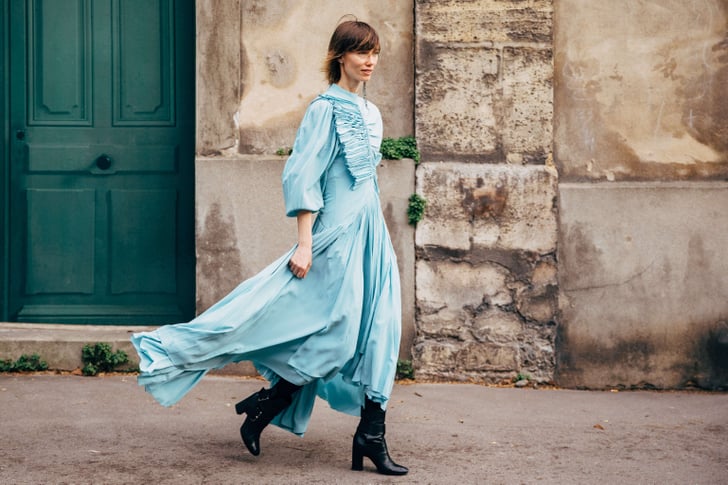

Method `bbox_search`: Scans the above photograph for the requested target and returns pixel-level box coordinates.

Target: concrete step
[0,323,256,376]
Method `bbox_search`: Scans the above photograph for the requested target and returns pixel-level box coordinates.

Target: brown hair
[323,20,380,85]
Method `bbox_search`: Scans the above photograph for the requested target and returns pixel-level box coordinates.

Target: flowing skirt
[131,184,401,436]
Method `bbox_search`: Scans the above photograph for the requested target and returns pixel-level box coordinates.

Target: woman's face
[339,49,379,85]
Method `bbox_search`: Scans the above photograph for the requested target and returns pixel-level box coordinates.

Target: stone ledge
[0,323,257,376]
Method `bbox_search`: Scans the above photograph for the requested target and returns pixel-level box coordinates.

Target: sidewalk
[1,374,726,484]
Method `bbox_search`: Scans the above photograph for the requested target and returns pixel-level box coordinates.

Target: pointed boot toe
[240,420,261,456]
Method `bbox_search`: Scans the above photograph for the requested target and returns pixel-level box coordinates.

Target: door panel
[26,145,177,172]
[113,0,175,125]
[9,0,194,324]
[28,0,92,125]
[25,189,95,295]
[109,189,177,295]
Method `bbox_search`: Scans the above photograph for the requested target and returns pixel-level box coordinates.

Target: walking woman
[131,19,408,476]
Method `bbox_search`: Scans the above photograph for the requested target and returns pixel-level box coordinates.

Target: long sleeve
[282,99,338,217]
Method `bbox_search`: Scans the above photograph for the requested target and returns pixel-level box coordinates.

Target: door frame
[1,0,8,321]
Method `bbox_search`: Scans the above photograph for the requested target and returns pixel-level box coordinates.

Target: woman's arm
[288,211,313,278]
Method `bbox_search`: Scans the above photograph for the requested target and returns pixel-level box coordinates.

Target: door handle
[95,154,112,170]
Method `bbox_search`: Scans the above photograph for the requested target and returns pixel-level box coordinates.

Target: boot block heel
[235,388,263,415]
[352,434,408,476]
[351,444,364,471]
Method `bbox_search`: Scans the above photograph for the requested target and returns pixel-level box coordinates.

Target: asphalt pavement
[1,374,726,484]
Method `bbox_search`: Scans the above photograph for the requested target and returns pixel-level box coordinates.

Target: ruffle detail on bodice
[319,94,381,188]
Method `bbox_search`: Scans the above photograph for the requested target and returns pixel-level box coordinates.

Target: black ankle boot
[235,380,301,456]
[351,398,408,475]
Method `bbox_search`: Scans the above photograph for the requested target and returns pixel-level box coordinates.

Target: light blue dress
[131,84,401,436]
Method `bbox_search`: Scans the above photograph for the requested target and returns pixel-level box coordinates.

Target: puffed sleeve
[281,99,338,217]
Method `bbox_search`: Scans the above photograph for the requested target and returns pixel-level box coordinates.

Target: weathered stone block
[458,341,519,372]
[532,260,557,287]
[414,340,519,380]
[416,45,500,158]
[413,160,558,382]
[416,44,552,160]
[417,313,469,342]
[413,251,557,382]
[501,46,553,163]
[557,182,728,389]
[554,0,728,181]
[416,260,511,323]
[471,308,523,344]
[416,0,553,44]
[416,162,558,253]
[415,0,553,160]
[518,332,555,381]
[515,283,557,323]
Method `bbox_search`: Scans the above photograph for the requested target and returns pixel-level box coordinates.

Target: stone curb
[0,323,257,376]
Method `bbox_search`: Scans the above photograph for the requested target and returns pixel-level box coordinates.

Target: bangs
[332,21,380,54]
[351,26,380,53]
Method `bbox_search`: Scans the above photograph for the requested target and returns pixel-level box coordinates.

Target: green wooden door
[8,0,194,324]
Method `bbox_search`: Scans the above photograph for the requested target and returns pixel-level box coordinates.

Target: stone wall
[193,0,728,389]
[413,0,557,383]
[555,0,728,389]
[554,0,728,181]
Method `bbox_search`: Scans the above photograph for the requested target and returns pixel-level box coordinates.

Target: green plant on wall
[0,353,48,372]
[81,342,131,376]
[407,193,427,226]
[396,359,414,380]
[513,372,531,383]
[380,136,420,164]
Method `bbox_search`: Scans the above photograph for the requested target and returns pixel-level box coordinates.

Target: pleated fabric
[131,84,401,436]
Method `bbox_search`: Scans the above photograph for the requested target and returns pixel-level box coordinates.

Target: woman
[131,19,407,476]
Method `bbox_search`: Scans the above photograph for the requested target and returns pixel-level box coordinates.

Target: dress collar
[325,83,360,105]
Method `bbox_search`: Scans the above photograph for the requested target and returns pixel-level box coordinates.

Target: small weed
[407,193,427,225]
[81,343,130,376]
[380,136,420,164]
[513,372,531,383]
[396,359,415,380]
[276,147,292,156]
[0,353,48,372]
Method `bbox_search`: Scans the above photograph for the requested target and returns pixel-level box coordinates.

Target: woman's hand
[289,211,314,279]
[289,244,312,278]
